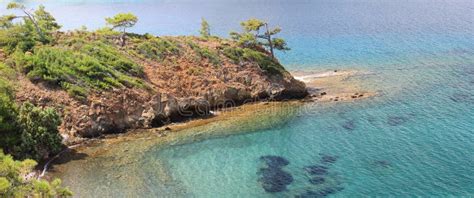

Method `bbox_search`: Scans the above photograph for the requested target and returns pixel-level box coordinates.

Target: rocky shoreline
[53,69,376,148]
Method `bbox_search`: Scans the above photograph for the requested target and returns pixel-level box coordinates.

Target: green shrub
[94,27,120,37]
[0,63,16,79]
[0,63,18,150]
[187,41,221,66]
[241,48,286,75]
[0,25,36,53]
[134,37,181,61]
[222,47,244,63]
[1,65,65,159]
[81,42,143,76]
[223,47,286,75]
[0,78,17,148]
[15,102,63,160]
[0,150,73,197]
[18,45,146,100]
[63,83,87,101]
[0,66,64,160]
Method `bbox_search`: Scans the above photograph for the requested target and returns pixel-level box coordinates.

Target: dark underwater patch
[304,165,329,175]
[320,154,338,164]
[463,65,474,75]
[387,116,408,126]
[295,186,345,198]
[449,93,473,103]
[318,186,345,197]
[341,120,356,131]
[258,155,293,193]
[298,154,345,197]
[373,160,392,168]
[260,155,290,168]
[295,190,319,198]
[258,167,294,193]
[309,176,326,185]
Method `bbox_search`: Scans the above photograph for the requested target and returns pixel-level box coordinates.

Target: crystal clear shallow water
[3,0,473,197]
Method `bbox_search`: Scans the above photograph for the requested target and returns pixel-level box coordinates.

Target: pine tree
[200,18,211,38]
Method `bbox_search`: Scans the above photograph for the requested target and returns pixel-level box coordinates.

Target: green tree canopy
[105,13,138,46]
[240,18,265,32]
[0,150,73,197]
[34,5,61,34]
[105,13,138,31]
[230,18,290,58]
[199,18,210,38]
[1,3,60,52]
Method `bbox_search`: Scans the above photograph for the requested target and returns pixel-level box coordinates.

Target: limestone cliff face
[14,36,307,140]
[55,74,306,139]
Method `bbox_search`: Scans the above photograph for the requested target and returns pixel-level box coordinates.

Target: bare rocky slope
[4,33,307,142]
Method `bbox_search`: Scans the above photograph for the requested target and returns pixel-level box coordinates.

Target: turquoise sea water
[2,0,473,197]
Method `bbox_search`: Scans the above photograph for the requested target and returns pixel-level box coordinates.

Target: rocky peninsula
[4,32,308,144]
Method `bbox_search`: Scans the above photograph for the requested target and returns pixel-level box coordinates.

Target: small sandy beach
[292,69,377,103]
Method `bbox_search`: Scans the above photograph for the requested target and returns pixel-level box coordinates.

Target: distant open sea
[2,0,473,197]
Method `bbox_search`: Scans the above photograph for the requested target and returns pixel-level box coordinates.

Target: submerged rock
[295,190,319,198]
[373,160,392,168]
[258,167,294,193]
[304,165,329,175]
[295,186,344,198]
[341,120,356,131]
[449,93,472,103]
[260,155,290,168]
[318,186,345,197]
[309,176,326,185]
[320,154,338,164]
[387,116,408,126]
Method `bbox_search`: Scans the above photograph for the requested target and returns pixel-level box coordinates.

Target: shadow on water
[47,149,89,173]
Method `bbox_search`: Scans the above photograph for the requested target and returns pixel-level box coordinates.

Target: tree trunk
[265,23,274,59]
[121,28,126,47]
[22,10,45,43]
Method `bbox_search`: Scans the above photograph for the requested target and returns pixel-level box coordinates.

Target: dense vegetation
[128,35,181,61]
[0,4,73,195]
[0,64,69,197]
[17,42,146,100]
[0,150,72,197]
[0,85,63,162]
[222,47,286,75]
[1,62,64,161]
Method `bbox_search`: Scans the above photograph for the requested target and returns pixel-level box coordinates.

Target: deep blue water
[3,0,473,197]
